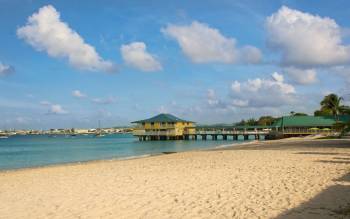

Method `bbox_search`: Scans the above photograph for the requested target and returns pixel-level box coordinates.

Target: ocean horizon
[0,134,257,171]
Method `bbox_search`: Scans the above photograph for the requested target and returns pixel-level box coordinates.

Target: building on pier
[132,114,195,140]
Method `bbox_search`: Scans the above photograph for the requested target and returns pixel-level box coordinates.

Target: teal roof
[131,114,194,123]
[273,115,350,127]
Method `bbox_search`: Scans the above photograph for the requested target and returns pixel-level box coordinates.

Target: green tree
[246,118,258,126]
[319,93,344,120]
[257,116,276,126]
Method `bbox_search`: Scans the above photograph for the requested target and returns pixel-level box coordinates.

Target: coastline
[0,137,340,173]
[0,139,255,173]
[1,138,350,218]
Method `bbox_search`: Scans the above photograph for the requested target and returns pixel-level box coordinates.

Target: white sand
[1,139,350,218]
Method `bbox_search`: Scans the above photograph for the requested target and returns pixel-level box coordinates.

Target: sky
[1,0,350,129]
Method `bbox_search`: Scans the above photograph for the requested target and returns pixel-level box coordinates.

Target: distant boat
[0,135,9,139]
[95,120,105,137]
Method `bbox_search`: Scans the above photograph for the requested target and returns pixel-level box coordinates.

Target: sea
[0,133,256,170]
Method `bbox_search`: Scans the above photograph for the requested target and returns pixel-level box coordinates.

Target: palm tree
[320,94,343,120]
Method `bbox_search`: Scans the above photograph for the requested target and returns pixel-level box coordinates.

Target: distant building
[272,115,350,136]
[132,113,195,140]
[74,129,90,134]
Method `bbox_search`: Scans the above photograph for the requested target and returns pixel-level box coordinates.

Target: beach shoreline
[0,138,257,173]
[1,138,350,218]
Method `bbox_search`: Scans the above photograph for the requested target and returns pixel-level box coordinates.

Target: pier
[135,125,272,141]
[132,113,346,141]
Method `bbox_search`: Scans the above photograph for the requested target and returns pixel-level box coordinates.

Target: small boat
[94,120,105,137]
[0,136,9,139]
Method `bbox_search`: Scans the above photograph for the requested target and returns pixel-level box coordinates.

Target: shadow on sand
[275,158,350,219]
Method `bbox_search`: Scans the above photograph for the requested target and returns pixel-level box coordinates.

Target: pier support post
[223,135,227,140]
[244,135,249,140]
[233,135,238,140]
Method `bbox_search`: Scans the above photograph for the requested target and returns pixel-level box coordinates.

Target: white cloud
[266,6,350,67]
[120,42,162,72]
[91,96,116,104]
[231,99,249,107]
[0,63,14,76]
[17,5,116,73]
[207,89,219,106]
[271,72,284,82]
[231,81,241,92]
[162,21,261,64]
[206,89,227,108]
[72,90,87,98]
[40,101,68,114]
[49,104,68,114]
[284,67,318,84]
[228,72,296,108]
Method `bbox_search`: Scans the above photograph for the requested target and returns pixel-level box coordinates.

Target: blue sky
[0,0,350,129]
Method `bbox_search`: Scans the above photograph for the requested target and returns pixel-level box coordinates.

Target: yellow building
[132,113,195,140]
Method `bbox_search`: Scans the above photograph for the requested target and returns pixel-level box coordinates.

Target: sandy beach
[1,139,350,219]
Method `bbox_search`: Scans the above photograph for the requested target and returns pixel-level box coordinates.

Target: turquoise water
[0,134,252,170]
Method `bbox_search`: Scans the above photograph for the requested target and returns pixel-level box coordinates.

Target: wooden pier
[136,129,270,141]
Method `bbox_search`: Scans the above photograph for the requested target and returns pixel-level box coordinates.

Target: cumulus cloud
[0,63,15,76]
[17,5,116,73]
[72,90,87,98]
[230,72,295,108]
[40,100,68,114]
[206,89,229,109]
[231,81,241,93]
[49,104,68,114]
[266,6,350,67]
[284,67,318,85]
[120,42,162,72]
[162,21,261,64]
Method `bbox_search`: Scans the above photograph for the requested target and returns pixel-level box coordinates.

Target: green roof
[272,115,350,127]
[131,114,194,123]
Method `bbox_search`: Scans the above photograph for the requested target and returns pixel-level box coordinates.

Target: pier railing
[184,130,270,135]
[133,129,177,136]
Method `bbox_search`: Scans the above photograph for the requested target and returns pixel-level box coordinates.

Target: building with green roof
[132,114,195,140]
[131,113,193,124]
[272,115,350,135]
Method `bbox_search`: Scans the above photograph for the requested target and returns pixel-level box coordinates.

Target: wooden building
[132,114,195,140]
